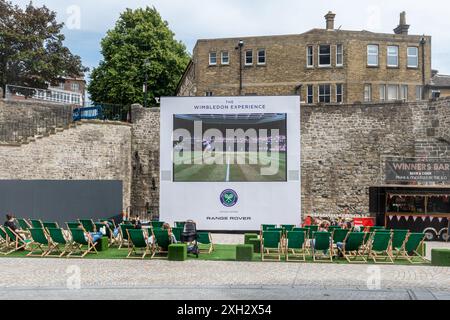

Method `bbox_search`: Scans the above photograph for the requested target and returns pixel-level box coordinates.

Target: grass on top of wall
[0,244,430,265]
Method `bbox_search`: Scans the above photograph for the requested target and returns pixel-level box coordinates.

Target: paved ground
[0,234,448,300]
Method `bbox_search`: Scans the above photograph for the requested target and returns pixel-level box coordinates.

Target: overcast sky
[12,0,450,75]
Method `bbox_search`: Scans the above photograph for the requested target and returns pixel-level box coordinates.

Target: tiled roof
[430,74,450,87]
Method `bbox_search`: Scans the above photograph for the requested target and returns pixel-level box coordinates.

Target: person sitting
[77,224,103,243]
[147,222,177,245]
[310,222,330,256]
[4,214,26,238]
[131,215,142,229]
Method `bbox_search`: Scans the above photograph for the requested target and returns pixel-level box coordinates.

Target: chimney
[394,11,410,35]
[325,11,336,30]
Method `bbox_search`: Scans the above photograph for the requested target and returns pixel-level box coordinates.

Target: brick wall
[0,108,132,211]
[130,99,450,217]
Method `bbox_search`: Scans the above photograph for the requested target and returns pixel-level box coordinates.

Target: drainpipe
[420,36,426,100]
[236,40,244,95]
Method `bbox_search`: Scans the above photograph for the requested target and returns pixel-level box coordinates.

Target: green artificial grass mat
[0,244,431,265]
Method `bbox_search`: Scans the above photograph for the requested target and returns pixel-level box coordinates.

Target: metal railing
[75,103,131,123]
[5,84,83,106]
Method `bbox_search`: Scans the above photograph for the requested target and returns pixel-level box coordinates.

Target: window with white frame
[245,50,253,65]
[415,86,423,100]
[401,85,408,101]
[71,83,80,92]
[307,46,314,67]
[407,47,418,68]
[387,84,399,100]
[318,45,331,67]
[318,84,331,103]
[257,49,266,65]
[379,85,386,101]
[59,82,65,90]
[209,52,217,65]
[307,85,314,104]
[367,45,379,66]
[336,44,343,66]
[387,46,399,67]
[336,84,343,103]
[221,51,229,65]
[364,84,372,102]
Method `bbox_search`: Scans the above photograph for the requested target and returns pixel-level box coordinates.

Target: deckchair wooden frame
[46,228,72,257]
[126,229,152,259]
[197,232,214,254]
[394,233,428,264]
[261,231,282,261]
[341,232,367,263]
[67,228,98,258]
[3,226,31,255]
[285,231,307,262]
[151,229,171,259]
[311,232,333,263]
[366,232,394,264]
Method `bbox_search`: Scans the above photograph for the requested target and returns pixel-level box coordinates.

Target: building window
[307,46,314,67]
[209,52,217,65]
[401,85,408,101]
[71,83,80,92]
[407,47,418,68]
[221,51,229,65]
[336,44,343,67]
[416,86,423,100]
[318,45,331,67]
[205,91,213,96]
[307,85,314,104]
[245,50,253,65]
[257,49,266,65]
[387,46,399,67]
[379,85,386,101]
[318,84,331,103]
[336,84,343,103]
[387,85,399,101]
[364,84,372,102]
[59,82,65,90]
[367,45,379,66]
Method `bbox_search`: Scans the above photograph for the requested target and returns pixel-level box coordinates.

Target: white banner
[160,96,301,230]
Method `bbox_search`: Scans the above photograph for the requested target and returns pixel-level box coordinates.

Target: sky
[12,0,450,77]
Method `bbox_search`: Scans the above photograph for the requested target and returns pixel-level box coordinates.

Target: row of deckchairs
[260,228,428,264]
[0,225,98,258]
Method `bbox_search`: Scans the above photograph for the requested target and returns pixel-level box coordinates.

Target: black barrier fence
[76,103,132,123]
[0,180,123,225]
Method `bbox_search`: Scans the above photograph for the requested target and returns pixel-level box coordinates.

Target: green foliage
[88,6,190,106]
[0,0,87,95]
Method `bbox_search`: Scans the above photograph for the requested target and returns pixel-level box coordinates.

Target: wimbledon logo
[220,189,238,207]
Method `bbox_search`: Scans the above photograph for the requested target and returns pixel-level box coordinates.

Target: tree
[0,1,87,97]
[88,6,190,106]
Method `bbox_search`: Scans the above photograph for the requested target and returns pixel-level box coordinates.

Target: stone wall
[129,98,450,217]
[0,118,133,211]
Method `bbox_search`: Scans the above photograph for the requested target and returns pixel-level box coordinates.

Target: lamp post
[143,58,150,108]
[235,40,244,95]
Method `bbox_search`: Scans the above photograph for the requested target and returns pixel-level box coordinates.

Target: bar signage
[385,160,450,183]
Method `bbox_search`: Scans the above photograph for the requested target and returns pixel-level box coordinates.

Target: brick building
[176,11,433,105]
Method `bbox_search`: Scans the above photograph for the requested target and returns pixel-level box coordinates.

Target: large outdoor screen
[173,113,287,182]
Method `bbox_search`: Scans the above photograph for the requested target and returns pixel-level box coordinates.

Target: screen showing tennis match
[172,113,287,182]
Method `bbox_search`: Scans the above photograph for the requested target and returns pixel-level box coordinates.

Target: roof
[430,74,450,88]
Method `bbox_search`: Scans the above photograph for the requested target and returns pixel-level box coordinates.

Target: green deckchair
[341,232,367,263]
[95,222,117,246]
[367,231,393,263]
[3,226,32,255]
[304,225,319,239]
[126,229,152,259]
[261,231,282,261]
[261,224,277,232]
[369,226,385,232]
[391,229,409,254]
[172,227,183,242]
[331,228,349,255]
[27,228,51,257]
[311,231,332,262]
[43,222,59,229]
[118,224,135,249]
[0,226,13,254]
[46,228,72,257]
[66,222,81,230]
[151,221,165,229]
[285,231,307,261]
[197,232,214,254]
[281,225,296,232]
[174,221,185,229]
[30,219,44,229]
[17,218,31,231]
[79,219,96,232]
[152,229,171,259]
[67,228,98,258]
[395,233,428,263]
